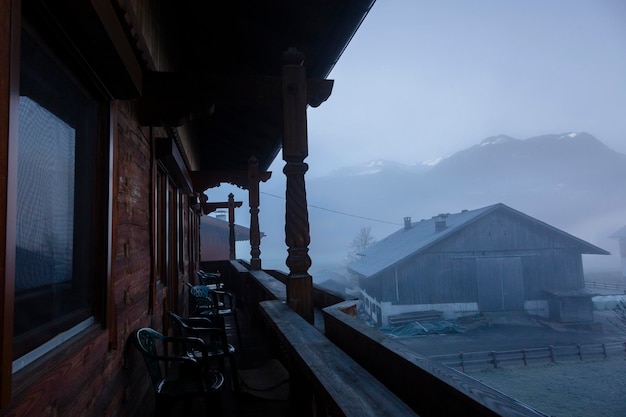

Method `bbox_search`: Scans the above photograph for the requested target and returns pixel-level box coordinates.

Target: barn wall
[358,271,385,301]
[376,209,587,308]
[395,254,476,305]
[200,225,230,261]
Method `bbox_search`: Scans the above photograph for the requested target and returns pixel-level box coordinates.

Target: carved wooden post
[282,48,313,323]
[227,193,236,260]
[248,157,262,270]
[202,195,243,261]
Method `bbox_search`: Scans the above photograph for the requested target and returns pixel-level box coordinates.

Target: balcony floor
[183,305,294,417]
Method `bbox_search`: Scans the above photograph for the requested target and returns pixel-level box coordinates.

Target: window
[155,167,183,312]
[13,27,108,363]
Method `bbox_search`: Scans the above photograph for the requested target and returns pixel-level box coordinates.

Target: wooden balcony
[146,259,549,417]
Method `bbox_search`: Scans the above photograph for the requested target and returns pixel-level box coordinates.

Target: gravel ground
[466,357,626,417]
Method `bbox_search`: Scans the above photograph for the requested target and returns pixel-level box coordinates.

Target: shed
[348,203,609,326]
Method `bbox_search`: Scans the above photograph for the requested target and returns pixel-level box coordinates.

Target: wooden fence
[585,281,626,292]
[431,341,626,372]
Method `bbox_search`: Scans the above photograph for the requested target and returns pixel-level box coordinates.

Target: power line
[260,191,402,226]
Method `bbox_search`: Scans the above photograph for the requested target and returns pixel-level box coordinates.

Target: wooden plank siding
[362,208,589,307]
[2,97,187,417]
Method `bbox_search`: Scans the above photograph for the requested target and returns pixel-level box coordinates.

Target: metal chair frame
[168,311,239,392]
[188,284,242,348]
[131,327,224,417]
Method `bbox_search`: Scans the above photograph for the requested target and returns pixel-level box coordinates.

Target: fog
[205,1,626,280]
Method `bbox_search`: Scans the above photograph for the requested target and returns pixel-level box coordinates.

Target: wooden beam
[138,71,333,127]
[201,200,243,215]
[0,0,19,406]
[106,102,119,350]
[155,137,193,193]
[227,193,237,260]
[306,78,334,108]
[90,0,142,95]
[190,169,271,192]
[138,72,280,127]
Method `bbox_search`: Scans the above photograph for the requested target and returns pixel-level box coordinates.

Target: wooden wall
[2,99,193,417]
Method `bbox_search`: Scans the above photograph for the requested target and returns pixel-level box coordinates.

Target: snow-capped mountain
[330,159,426,177]
[479,134,520,146]
[257,132,625,274]
[430,131,626,189]
[302,132,625,271]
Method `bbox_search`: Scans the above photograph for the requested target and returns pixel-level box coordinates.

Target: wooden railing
[585,281,626,292]
[323,301,549,417]
[227,261,549,416]
[260,300,419,417]
[431,341,626,372]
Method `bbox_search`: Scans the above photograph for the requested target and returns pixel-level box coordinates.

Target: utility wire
[260,191,402,226]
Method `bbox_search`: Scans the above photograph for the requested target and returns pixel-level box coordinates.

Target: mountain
[329,159,427,177]
[432,132,626,187]
[250,132,625,276]
[291,132,626,275]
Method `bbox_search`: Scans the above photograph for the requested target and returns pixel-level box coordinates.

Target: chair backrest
[196,270,222,287]
[168,311,228,351]
[168,311,192,336]
[189,285,210,299]
[132,328,165,389]
[188,285,218,315]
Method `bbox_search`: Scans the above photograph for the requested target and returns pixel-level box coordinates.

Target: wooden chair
[168,311,239,392]
[131,327,224,417]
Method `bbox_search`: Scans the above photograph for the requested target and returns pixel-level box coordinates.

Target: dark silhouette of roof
[201,216,256,241]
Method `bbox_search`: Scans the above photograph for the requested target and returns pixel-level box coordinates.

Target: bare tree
[345,226,376,289]
[346,226,376,264]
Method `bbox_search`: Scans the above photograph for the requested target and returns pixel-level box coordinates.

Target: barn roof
[201,216,258,241]
[348,203,609,278]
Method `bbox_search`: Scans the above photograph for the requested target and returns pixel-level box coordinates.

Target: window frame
[1,3,113,404]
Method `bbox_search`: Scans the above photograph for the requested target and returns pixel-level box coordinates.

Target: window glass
[14,29,101,359]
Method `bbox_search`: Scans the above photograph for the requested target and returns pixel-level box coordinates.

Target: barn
[348,203,609,326]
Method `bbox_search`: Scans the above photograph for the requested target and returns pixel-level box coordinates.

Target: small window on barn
[13,27,108,368]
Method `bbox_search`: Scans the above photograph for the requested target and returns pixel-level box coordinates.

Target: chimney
[435,214,447,232]
[216,209,227,221]
[404,217,412,230]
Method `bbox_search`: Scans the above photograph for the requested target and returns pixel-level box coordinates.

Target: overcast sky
[271,0,626,178]
[211,1,626,272]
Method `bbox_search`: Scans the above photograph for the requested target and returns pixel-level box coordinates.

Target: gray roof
[201,216,257,241]
[348,203,609,278]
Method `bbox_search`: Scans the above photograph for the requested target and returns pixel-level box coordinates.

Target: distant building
[348,203,609,326]
[200,215,256,261]
[610,225,626,280]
